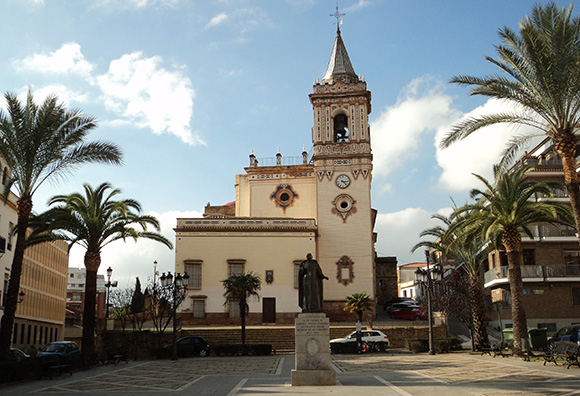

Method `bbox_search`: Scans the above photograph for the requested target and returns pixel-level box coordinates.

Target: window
[294,260,302,289]
[522,249,535,266]
[333,114,349,142]
[228,299,240,318]
[184,260,202,289]
[227,259,245,277]
[573,288,580,305]
[7,222,13,251]
[564,251,580,266]
[538,323,557,332]
[192,299,205,318]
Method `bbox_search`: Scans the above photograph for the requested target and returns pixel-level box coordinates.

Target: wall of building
[175,229,316,317]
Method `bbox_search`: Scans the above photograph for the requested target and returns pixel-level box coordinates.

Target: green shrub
[0,359,41,384]
[406,338,461,353]
[406,339,429,353]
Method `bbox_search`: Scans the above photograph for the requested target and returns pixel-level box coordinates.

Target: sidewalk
[2,350,580,395]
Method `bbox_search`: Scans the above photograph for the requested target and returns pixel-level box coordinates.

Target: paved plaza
[2,351,580,395]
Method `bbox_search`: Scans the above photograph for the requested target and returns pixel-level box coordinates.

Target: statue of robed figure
[298,253,329,312]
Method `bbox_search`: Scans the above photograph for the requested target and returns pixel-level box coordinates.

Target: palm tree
[222,272,261,346]
[344,292,374,323]
[30,182,173,365]
[413,207,490,351]
[0,90,122,360]
[440,2,580,245]
[454,166,572,354]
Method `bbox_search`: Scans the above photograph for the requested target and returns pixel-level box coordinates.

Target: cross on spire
[330,3,345,32]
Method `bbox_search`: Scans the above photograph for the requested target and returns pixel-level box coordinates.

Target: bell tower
[310,24,374,310]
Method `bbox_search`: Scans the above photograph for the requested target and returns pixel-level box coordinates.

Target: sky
[0,0,569,287]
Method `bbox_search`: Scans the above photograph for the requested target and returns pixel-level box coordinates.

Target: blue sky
[0,0,571,286]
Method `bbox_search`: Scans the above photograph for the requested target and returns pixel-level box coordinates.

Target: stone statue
[298,253,329,312]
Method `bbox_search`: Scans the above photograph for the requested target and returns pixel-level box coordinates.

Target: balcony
[484,264,580,288]
[522,224,577,242]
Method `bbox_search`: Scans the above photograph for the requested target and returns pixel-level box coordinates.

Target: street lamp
[415,250,442,355]
[17,291,25,303]
[160,270,190,360]
[105,267,118,318]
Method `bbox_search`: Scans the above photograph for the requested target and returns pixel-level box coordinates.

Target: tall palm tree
[0,90,122,360]
[222,272,261,346]
[30,182,173,365]
[413,207,490,350]
[440,2,580,245]
[454,166,572,354]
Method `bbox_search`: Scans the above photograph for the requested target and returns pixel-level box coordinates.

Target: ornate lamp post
[160,270,189,360]
[17,291,25,304]
[415,250,442,355]
[105,267,118,318]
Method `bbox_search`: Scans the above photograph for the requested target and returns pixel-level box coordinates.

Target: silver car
[330,330,390,352]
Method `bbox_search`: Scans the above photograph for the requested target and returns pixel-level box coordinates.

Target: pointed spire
[322,28,358,84]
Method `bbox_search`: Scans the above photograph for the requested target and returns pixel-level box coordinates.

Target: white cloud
[344,0,372,12]
[375,206,454,264]
[16,43,94,81]
[95,0,179,9]
[205,13,229,30]
[69,210,203,287]
[371,76,461,178]
[32,84,89,106]
[97,52,204,145]
[434,99,536,191]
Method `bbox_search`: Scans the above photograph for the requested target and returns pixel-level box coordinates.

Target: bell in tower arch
[333,114,350,143]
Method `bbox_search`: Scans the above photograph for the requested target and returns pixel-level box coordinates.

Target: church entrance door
[262,298,276,323]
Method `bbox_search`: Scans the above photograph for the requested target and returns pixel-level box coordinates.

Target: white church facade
[174,27,379,324]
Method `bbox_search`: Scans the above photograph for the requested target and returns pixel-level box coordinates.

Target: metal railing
[484,264,580,284]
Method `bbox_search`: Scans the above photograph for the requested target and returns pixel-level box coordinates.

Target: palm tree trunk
[503,238,527,356]
[555,137,580,244]
[0,195,32,359]
[468,273,489,349]
[81,250,101,366]
[240,300,246,346]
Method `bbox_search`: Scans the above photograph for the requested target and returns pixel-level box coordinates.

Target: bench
[479,342,506,358]
[105,352,129,366]
[543,342,580,369]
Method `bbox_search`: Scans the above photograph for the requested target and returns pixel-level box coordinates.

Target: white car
[330,330,390,352]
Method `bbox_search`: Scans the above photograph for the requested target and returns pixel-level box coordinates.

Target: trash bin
[502,328,514,341]
[528,328,548,350]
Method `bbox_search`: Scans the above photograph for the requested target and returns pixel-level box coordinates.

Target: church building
[174,26,378,324]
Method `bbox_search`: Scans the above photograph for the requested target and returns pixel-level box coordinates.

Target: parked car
[37,341,81,367]
[548,325,580,349]
[386,301,420,315]
[162,336,211,357]
[330,330,390,352]
[383,297,415,312]
[10,347,30,362]
[390,305,426,321]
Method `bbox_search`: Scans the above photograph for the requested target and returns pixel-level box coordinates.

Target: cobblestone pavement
[2,352,579,395]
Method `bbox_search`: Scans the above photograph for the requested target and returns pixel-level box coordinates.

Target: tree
[29,182,173,365]
[344,292,374,323]
[222,272,261,346]
[130,277,146,330]
[344,291,374,354]
[440,2,580,245]
[0,90,122,360]
[144,277,188,335]
[454,166,572,354]
[413,205,490,350]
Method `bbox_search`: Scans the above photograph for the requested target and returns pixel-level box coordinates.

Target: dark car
[163,336,211,357]
[383,297,415,312]
[386,301,420,315]
[390,305,426,321]
[37,341,80,367]
[548,325,580,348]
[10,347,30,362]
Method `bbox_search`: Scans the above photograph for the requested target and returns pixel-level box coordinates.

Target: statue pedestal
[291,313,336,386]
